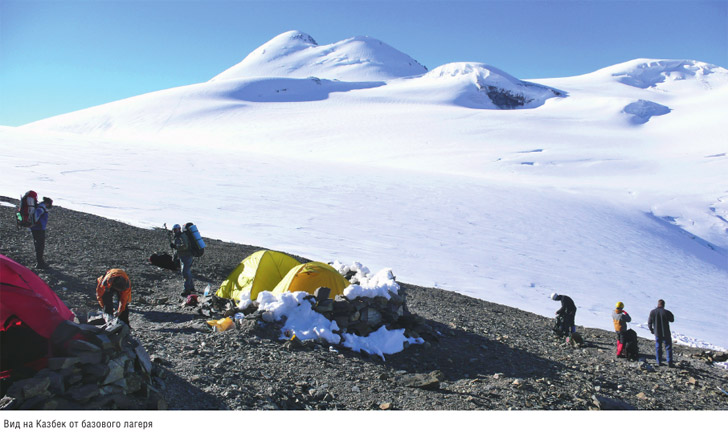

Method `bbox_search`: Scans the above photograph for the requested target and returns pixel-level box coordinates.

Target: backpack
[183,222,205,257]
[623,329,639,360]
[15,191,38,228]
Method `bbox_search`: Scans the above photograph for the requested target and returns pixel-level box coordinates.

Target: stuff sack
[552,314,567,337]
[15,191,38,228]
[623,328,639,360]
[149,253,180,271]
[183,222,205,257]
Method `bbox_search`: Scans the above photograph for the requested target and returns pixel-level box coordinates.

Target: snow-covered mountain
[4,31,728,352]
[211,30,427,82]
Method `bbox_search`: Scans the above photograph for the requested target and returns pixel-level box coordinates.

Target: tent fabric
[0,254,74,338]
[271,262,350,297]
[215,250,301,302]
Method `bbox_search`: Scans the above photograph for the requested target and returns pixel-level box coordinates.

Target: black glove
[650,329,654,334]
[170,243,175,249]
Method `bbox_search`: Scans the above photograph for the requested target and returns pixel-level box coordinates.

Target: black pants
[31,229,46,265]
[101,290,131,327]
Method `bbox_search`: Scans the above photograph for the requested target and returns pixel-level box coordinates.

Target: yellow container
[206,317,234,332]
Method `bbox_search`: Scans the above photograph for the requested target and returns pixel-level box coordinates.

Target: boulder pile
[197,287,435,345]
[0,317,166,410]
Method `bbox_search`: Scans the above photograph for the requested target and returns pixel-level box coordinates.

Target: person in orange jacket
[612,301,632,357]
[96,269,132,327]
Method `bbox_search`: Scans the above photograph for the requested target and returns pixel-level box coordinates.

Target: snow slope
[4,32,727,351]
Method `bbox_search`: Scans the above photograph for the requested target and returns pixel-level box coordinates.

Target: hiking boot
[35,262,49,269]
[668,362,676,368]
[181,290,192,297]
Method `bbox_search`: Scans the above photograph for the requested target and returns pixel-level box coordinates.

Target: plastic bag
[206,317,234,332]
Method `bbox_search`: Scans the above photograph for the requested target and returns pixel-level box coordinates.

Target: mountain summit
[211,30,428,82]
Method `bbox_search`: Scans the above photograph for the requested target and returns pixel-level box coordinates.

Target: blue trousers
[180,255,195,291]
[655,335,673,364]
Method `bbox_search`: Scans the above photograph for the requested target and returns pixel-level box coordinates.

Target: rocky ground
[1,196,727,411]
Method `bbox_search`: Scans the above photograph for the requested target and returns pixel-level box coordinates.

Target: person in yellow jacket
[612,301,632,357]
[96,269,132,327]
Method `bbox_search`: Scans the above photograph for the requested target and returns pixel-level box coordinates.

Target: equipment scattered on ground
[622,328,639,360]
[149,253,180,271]
[149,224,181,271]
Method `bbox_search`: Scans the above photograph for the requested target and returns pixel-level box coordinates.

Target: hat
[550,292,559,300]
[172,224,181,230]
[43,197,53,207]
[616,301,624,309]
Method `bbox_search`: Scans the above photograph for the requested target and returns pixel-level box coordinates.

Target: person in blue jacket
[30,197,53,269]
[648,299,675,367]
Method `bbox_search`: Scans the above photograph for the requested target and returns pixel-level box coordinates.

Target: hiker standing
[550,293,577,336]
[648,299,675,367]
[96,269,132,327]
[170,224,195,296]
[613,301,632,357]
[30,197,53,269]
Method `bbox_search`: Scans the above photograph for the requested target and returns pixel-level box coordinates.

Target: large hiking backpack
[623,329,639,360]
[183,222,205,257]
[15,191,38,228]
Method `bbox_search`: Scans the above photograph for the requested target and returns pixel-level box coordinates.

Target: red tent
[1,254,75,374]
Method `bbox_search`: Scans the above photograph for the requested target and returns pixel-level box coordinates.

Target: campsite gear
[553,314,567,336]
[203,284,211,297]
[183,222,205,257]
[216,250,301,302]
[0,254,75,375]
[622,328,639,360]
[567,331,584,346]
[271,261,350,298]
[149,252,180,271]
[15,191,38,228]
[207,317,234,332]
[151,224,181,270]
[184,294,199,307]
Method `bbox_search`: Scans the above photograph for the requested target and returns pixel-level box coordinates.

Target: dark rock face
[1,196,727,410]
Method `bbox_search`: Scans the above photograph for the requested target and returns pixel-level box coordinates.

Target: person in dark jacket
[170,224,195,296]
[551,292,577,336]
[30,197,53,269]
[648,299,675,367]
[613,301,632,357]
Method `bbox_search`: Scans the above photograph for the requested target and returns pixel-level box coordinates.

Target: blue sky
[1,0,726,126]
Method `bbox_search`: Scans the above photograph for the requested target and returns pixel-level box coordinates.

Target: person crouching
[96,269,132,327]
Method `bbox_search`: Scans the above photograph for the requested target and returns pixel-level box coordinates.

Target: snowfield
[2,31,726,351]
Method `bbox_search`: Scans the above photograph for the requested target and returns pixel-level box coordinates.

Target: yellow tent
[215,250,301,302]
[271,262,350,297]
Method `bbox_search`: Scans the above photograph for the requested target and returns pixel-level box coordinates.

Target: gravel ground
[1,196,727,411]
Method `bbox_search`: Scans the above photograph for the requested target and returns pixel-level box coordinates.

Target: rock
[47,356,80,370]
[636,392,648,400]
[134,344,153,374]
[591,394,636,410]
[8,376,50,400]
[67,384,100,403]
[379,402,392,410]
[400,370,444,390]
